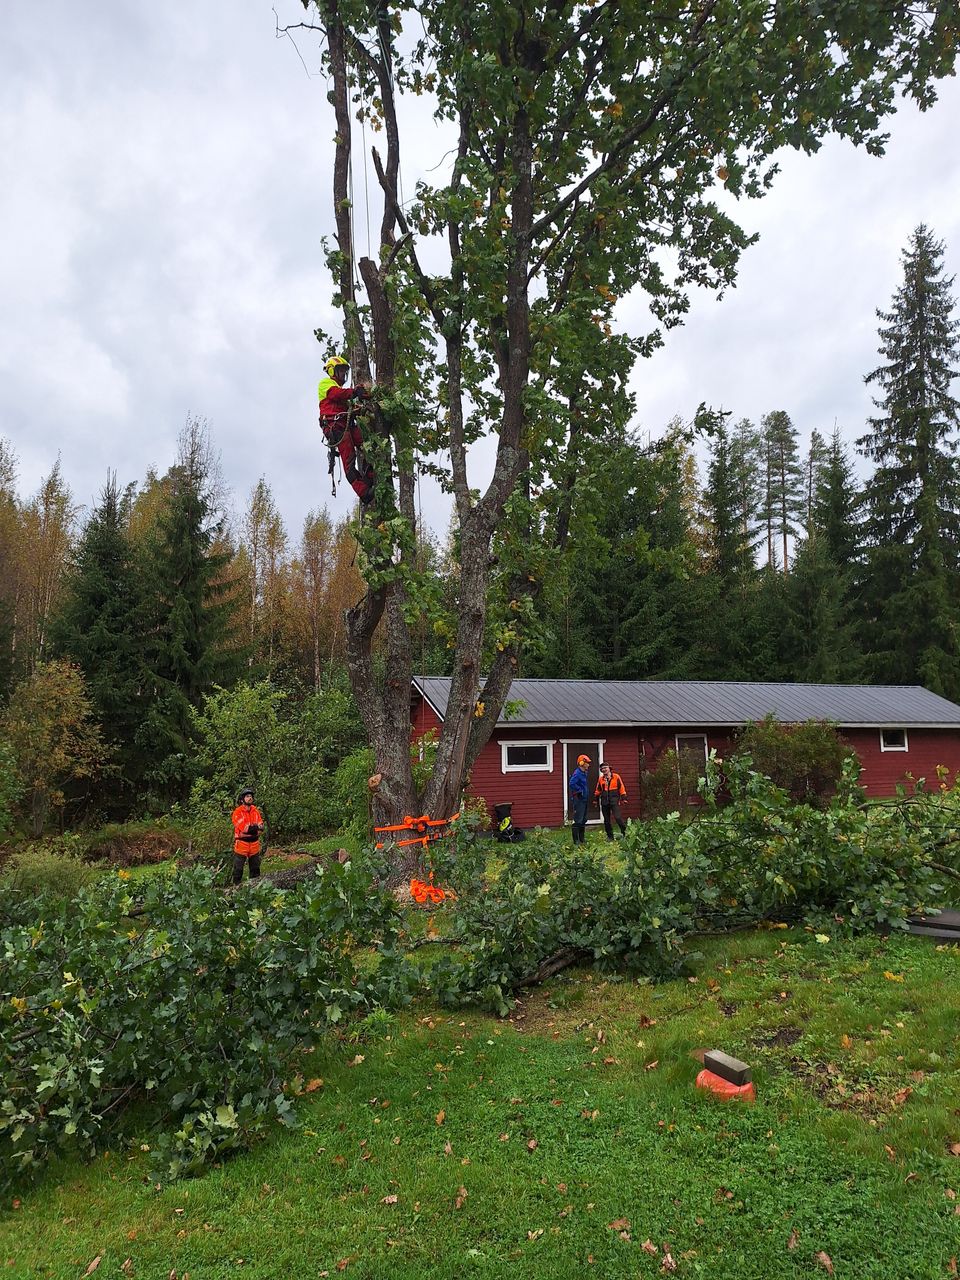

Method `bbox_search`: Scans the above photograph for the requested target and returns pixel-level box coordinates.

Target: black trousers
[232,853,261,883]
[601,799,626,839]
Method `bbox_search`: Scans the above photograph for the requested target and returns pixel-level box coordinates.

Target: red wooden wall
[842,728,958,796]
[410,693,960,825]
[468,726,642,829]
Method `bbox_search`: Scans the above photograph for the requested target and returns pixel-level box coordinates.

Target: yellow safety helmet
[325,354,350,376]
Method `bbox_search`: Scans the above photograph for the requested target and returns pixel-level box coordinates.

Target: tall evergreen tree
[729,417,763,561]
[704,423,757,582]
[857,225,960,696]
[49,475,150,810]
[526,428,708,680]
[777,537,864,683]
[773,426,865,683]
[700,423,769,679]
[760,410,804,572]
[813,427,861,568]
[608,433,708,680]
[803,429,830,536]
[138,420,242,801]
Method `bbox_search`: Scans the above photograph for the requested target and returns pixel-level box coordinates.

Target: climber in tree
[318,355,375,504]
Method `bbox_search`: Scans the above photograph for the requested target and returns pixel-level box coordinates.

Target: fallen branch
[511,946,586,990]
[406,935,461,951]
[123,853,348,916]
[236,858,325,891]
[928,860,960,881]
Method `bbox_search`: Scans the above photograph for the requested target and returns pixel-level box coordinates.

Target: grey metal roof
[413,676,960,729]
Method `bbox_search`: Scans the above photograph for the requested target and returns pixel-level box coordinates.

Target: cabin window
[675,734,708,769]
[880,728,908,752]
[500,740,554,773]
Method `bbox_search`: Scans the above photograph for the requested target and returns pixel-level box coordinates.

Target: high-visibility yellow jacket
[318,376,355,421]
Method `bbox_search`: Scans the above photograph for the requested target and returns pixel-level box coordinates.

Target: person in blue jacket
[569,753,591,845]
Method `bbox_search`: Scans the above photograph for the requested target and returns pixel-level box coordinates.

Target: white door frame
[561,738,606,823]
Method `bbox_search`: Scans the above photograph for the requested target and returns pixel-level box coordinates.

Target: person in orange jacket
[231,786,265,884]
[595,762,627,840]
[318,355,375,504]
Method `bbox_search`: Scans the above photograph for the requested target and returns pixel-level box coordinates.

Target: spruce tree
[528,429,707,680]
[813,427,861,568]
[760,410,805,573]
[729,418,763,560]
[699,423,766,679]
[857,225,960,696]
[613,435,708,680]
[704,423,759,583]
[49,475,150,809]
[774,426,864,683]
[139,421,242,801]
[803,429,830,536]
[777,537,863,683]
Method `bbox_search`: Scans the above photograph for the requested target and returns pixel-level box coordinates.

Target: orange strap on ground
[410,877,447,904]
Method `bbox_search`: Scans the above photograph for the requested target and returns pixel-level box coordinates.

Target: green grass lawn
[3,928,959,1280]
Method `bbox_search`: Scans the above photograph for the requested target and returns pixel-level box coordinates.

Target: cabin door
[562,740,604,822]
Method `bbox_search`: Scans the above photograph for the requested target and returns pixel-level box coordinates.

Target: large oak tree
[288,0,957,834]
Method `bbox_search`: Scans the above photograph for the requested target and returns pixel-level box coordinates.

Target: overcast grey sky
[2,3,958,539]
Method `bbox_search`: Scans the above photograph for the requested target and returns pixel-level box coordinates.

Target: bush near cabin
[732,716,854,807]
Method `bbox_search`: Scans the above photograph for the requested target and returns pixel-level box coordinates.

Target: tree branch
[530,1,718,241]
[370,148,446,327]
[323,1,372,381]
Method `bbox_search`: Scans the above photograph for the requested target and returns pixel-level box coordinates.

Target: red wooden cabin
[411,677,960,828]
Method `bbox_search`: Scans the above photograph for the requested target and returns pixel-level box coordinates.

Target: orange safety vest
[232,804,264,856]
[595,772,626,801]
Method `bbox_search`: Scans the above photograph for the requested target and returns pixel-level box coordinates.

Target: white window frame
[879,727,909,753]
[675,732,709,763]
[675,733,709,796]
[500,739,555,774]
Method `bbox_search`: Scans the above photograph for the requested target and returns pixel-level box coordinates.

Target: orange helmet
[577,754,591,766]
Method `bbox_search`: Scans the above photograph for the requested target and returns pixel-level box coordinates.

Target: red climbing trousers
[325,417,374,503]
[318,378,374,503]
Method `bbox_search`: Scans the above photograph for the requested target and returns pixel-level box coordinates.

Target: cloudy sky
[2,3,959,540]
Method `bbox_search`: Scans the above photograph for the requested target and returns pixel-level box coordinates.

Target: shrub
[0,842,98,901]
[79,818,190,867]
[332,745,377,845]
[3,662,107,836]
[0,740,21,836]
[640,748,702,818]
[188,681,361,839]
[731,715,855,807]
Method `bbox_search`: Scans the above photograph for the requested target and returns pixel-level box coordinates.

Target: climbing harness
[321,390,375,504]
